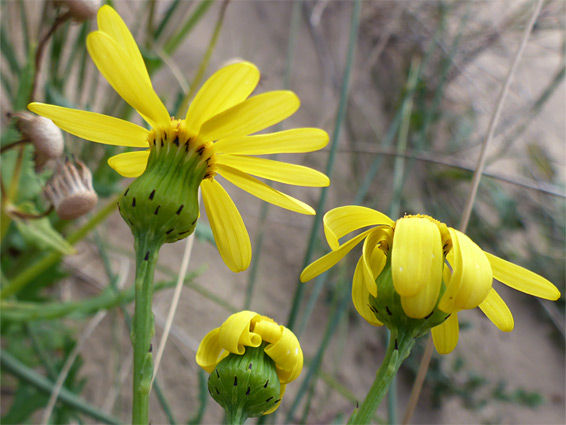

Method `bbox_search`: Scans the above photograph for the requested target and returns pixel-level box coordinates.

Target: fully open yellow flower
[28,5,328,272]
[301,206,561,354]
[196,311,303,414]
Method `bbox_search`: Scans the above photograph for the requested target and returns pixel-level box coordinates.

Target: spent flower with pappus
[301,206,561,354]
[29,5,329,272]
[196,311,303,424]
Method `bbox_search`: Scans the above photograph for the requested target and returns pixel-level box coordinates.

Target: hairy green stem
[131,234,160,425]
[348,329,414,425]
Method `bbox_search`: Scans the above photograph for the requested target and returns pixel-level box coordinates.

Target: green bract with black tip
[118,124,213,245]
[209,344,281,424]
[369,262,451,338]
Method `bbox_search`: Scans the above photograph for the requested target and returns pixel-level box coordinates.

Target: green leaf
[1,381,48,424]
[14,204,76,255]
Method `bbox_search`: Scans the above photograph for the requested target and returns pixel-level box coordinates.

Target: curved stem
[348,329,414,425]
[131,234,160,425]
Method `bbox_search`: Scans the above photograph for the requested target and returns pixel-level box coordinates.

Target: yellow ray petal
[216,164,314,215]
[253,318,282,344]
[391,217,443,297]
[216,155,329,187]
[96,5,151,87]
[352,256,383,326]
[218,311,261,355]
[86,32,170,128]
[431,312,459,355]
[442,229,492,311]
[195,328,222,373]
[107,150,150,177]
[185,62,260,133]
[323,206,394,250]
[213,128,329,155]
[201,179,251,272]
[400,280,441,319]
[28,103,149,147]
[484,251,561,300]
[478,288,514,332]
[361,230,387,297]
[264,327,303,383]
[300,229,375,282]
[200,91,300,141]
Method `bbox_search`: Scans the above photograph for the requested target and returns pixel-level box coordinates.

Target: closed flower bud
[59,0,101,21]
[197,311,303,424]
[208,344,281,423]
[13,112,64,170]
[44,158,97,220]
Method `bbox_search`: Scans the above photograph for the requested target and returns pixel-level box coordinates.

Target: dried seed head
[44,158,98,220]
[14,112,64,170]
[60,0,101,21]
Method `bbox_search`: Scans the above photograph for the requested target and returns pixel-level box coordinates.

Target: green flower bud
[208,344,281,424]
[118,122,213,245]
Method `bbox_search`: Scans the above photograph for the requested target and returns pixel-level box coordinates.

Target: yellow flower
[28,5,329,272]
[301,206,561,354]
[196,311,303,415]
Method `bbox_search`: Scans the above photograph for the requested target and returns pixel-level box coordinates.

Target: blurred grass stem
[150,208,198,390]
[402,2,544,424]
[176,0,230,118]
[29,11,70,103]
[287,0,361,331]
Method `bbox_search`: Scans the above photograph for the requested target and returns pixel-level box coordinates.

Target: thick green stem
[348,329,415,425]
[131,234,160,425]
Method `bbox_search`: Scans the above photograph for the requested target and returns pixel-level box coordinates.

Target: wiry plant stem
[402,2,544,424]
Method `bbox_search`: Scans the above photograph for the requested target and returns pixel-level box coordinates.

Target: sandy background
[4,0,564,424]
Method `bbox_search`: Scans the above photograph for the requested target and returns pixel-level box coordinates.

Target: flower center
[395,214,452,256]
[148,119,216,180]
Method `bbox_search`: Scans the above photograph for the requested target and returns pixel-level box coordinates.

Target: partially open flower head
[196,311,303,421]
[13,111,64,170]
[301,206,561,354]
[44,158,97,220]
[29,5,328,267]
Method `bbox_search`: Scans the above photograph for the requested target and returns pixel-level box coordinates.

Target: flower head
[28,5,328,271]
[44,158,97,219]
[196,311,303,418]
[301,206,561,354]
[13,111,64,170]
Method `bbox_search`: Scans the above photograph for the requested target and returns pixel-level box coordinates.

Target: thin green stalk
[287,0,361,331]
[188,370,209,425]
[95,233,178,425]
[285,278,351,423]
[347,329,414,425]
[131,235,160,425]
[176,0,229,118]
[162,0,214,58]
[243,0,302,310]
[389,57,420,218]
[0,195,119,299]
[0,278,186,322]
[1,349,121,424]
[153,0,182,41]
